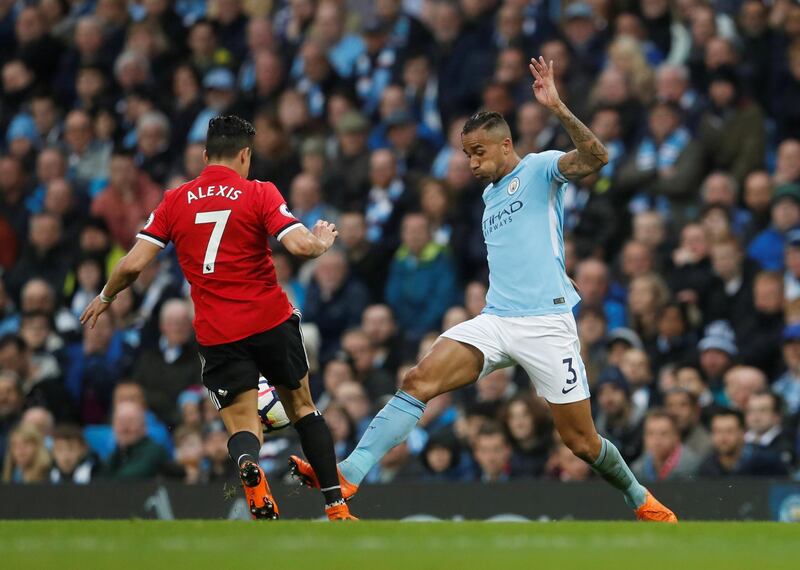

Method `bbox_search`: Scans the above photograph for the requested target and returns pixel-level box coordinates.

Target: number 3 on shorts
[562,357,577,385]
[195,209,231,274]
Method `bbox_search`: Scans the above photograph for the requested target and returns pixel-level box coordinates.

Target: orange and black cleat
[325,501,358,521]
[635,490,678,523]
[240,460,279,520]
[288,455,359,501]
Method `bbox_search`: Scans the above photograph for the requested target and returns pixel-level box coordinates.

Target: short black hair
[711,408,745,429]
[462,110,508,136]
[205,115,256,159]
[0,334,26,353]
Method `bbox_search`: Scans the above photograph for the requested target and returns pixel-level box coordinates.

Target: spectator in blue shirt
[748,183,800,271]
[386,213,457,341]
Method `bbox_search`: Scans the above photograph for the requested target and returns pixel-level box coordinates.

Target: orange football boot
[288,455,359,501]
[635,490,678,523]
[325,501,359,521]
[240,460,279,520]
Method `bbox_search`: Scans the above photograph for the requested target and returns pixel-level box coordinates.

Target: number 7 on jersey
[195,210,231,274]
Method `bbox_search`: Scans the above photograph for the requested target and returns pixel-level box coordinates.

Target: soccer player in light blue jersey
[291,57,677,522]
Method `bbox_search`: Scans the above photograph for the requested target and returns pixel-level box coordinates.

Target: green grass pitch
[1,521,799,570]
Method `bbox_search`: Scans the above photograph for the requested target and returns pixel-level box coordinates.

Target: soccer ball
[258,377,291,432]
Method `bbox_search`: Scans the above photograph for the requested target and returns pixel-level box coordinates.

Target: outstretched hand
[80,296,111,329]
[529,56,562,110]
[312,220,338,250]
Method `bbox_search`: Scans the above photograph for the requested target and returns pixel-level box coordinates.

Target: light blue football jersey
[481,151,581,317]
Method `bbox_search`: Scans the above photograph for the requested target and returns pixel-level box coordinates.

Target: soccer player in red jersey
[81,116,355,520]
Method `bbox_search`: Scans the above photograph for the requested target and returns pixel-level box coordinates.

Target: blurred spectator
[385,213,457,341]
[172,425,203,484]
[62,109,111,188]
[699,409,788,477]
[500,395,552,478]
[323,402,356,461]
[199,419,236,484]
[1,424,51,483]
[90,147,162,250]
[619,348,655,419]
[648,302,696,375]
[49,424,97,484]
[288,172,339,230]
[5,212,71,300]
[773,140,800,185]
[327,111,371,210]
[745,276,785,366]
[364,149,415,248]
[0,334,74,421]
[64,311,130,424]
[744,392,795,469]
[340,328,395,401]
[698,66,765,184]
[574,258,626,331]
[664,388,713,458]
[627,273,670,344]
[131,299,202,427]
[304,250,370,362]
[773,323,800,415]
[420,431,463,482]
[473,422,513,482]
[631,409,702,481]
[0,371,23,469]
[748,183,800,271]
[101,400,168,480]
[697,320,737,392]
[361,304,403,377]
[594,367,643,462]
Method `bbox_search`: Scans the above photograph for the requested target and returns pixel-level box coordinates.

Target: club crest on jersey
[508,177,520,195]
[143,212,154,229]
[280,204,293,218]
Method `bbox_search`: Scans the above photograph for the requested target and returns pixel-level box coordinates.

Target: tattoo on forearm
[553,105,609,180]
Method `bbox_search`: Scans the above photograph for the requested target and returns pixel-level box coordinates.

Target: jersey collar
[201,164,241,178]
[483,155,528,199]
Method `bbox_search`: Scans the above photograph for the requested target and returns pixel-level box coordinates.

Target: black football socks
[228,430,261,469]
[294,411,344,505]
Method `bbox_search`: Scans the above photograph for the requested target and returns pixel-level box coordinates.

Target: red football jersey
[136,164,301,346]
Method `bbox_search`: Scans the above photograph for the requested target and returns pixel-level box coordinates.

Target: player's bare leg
[219,389,279,520]
[291,338,483,500]
[549,399,677,522]
[279,376,357,520]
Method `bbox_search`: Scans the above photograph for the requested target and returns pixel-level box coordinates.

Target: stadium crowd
[2,0,800,486]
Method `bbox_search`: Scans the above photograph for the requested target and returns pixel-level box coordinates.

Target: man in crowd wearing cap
[606,327,645,368]
[187,68,242,143]
[353,16,397,115]
[698,66,766,184]
[744,391,795,469]
[328,111,371,210]
[664,388,713,457]
[561,3,605,80]
[772,323,800,416]
[697,320,737,394]
[748,183,800,271]
[384,109,436,176]
[631,410,702,482]
[594,367,643,463]
[699,409,787,477]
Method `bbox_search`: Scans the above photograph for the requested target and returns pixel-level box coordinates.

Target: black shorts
[198,312,309,410]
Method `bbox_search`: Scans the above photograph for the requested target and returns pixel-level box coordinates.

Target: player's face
[462,128,512,182]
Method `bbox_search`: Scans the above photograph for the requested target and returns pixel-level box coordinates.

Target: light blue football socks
[591,437,647,509]
[338,390,426,485]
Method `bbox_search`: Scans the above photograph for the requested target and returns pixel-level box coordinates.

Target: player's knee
[400,364,437,403]
[563,433,597,463]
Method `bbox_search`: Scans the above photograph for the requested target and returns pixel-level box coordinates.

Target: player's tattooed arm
[529,56,608,181]
[552,106,609,180]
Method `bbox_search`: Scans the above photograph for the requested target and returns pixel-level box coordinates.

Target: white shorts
[440,312,591,404]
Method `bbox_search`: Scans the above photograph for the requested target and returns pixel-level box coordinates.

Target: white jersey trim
[136,233,166,248]
[276,222,303,241]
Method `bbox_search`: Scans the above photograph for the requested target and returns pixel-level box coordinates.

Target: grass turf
[1,521,798,570]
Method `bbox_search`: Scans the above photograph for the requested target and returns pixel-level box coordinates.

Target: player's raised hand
[529,56,562,110]
[80,295,111,329]
[312,220,338,250]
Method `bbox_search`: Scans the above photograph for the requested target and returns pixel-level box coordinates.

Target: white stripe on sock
[320,485,341,492]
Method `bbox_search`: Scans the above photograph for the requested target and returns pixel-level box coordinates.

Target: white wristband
[100,290,116,303]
